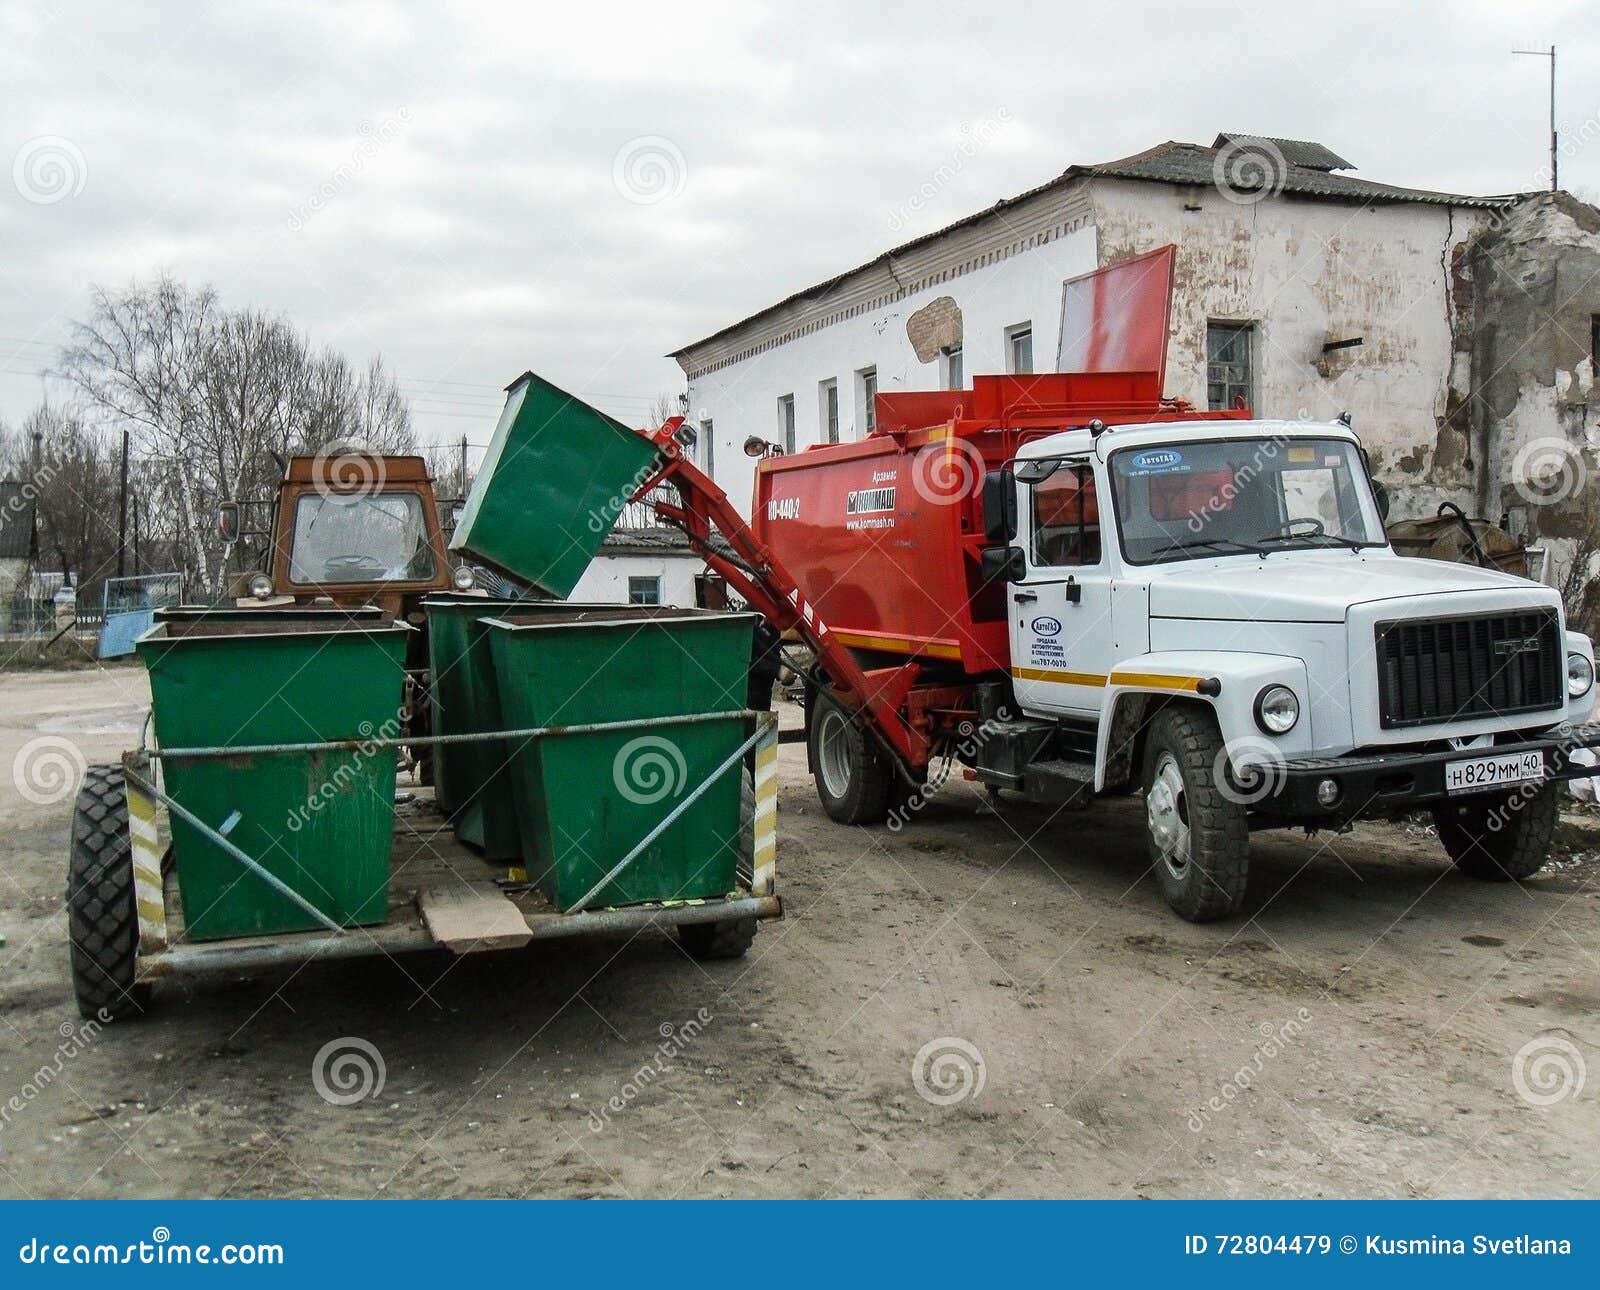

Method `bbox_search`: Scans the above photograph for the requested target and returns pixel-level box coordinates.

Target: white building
[669,134,1600,596]
[568,529,703,607]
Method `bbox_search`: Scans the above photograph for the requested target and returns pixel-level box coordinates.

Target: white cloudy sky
[2,0,1596,458]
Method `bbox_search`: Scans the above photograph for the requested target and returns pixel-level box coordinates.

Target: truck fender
[1093,652,1312,791]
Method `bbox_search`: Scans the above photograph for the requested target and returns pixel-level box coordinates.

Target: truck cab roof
[1015,417,1362,463]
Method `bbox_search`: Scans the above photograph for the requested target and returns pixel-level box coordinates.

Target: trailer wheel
[66,765,150,1021]
[809,692,892,825]
[1141,708,1250,922]
[1432,785,1556,881]
[678,916,757,960]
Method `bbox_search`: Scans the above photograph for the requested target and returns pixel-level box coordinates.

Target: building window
[857,367,878,436]
[941,344,964,390]
[1007,324,1033,374]
[1206,322,1254,411]
[700,419,713,480]
[819,379,839,444]
[778,394,796,453]
[627,575,662,606]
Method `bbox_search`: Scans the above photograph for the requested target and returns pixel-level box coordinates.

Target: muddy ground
[0,665,1596,1199]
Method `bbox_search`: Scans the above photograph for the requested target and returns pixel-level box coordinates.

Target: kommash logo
[767,496,800,521]
[847,486,896,515]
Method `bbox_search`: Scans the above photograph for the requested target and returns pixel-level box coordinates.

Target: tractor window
[1031,466,1101,567]
[288,491,436,585]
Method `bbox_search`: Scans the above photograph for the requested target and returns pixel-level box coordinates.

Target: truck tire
[809,691,892,825]
[1432,785,1557,881]
[678,916,757,960]
[1141,707,1250,922]
[66,766,150,1021]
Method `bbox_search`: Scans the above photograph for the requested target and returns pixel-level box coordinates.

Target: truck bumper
[1258,722,1600,825]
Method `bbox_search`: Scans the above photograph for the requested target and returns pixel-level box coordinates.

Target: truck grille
[1375,609,1562,729]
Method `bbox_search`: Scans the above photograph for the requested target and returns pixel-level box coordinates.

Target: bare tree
[0,406,120,595]
[57,274,418,598]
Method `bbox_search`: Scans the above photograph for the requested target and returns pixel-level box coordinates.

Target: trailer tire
[1432,785,1556,881]
[809,692,892,825]
[1141,707,1250,922]
[66,766,150,1021]
[678,917,757,960]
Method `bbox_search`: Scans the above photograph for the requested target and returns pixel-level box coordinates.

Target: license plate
[1443,750,1546,795]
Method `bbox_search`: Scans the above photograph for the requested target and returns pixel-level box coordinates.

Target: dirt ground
[0,665,1596,1199]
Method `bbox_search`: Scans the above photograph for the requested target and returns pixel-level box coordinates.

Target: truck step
[1021,757,1096,805]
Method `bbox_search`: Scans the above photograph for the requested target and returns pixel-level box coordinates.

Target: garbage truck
[455,367,1600,924]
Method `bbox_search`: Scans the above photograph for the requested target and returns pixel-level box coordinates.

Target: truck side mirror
[1372,480,1391,525]
[217,501,240,545]
[982,469,1017,544]
[980,544,1026,585]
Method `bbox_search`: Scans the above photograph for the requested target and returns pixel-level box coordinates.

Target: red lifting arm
[637,420,930,768]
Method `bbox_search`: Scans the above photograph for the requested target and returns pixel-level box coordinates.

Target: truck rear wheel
[1141,707,1250,922]
[66,766,150,1020]
[1432,785,1556,881]
[809,691,892,825]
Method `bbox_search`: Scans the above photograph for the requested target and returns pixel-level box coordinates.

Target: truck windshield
[288,491,436,584]
[1109,437,1382,565]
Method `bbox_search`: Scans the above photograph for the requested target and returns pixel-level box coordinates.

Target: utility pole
[458,434,468,497]
[1513,44,1558,191]
[131,496,141,577]
[116,426,129,577]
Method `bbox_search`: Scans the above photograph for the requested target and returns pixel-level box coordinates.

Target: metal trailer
[69,712,781,1019]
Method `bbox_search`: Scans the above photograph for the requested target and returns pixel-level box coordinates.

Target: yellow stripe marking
[833,630,962,660]
[1012,666,1205,692]
[137,898,166,923]
[1109,672,1204,692]
[1011,667,1108,686]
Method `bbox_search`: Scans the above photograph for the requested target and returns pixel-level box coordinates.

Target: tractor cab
[224,453,468,619]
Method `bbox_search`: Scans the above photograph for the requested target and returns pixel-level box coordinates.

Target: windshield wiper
[1255,532,1368,551]
[1150,536,1267,559]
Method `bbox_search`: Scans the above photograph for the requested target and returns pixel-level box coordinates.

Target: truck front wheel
[1141,707,1250,922]
[809,691,892,825]
[1432,785,1557,881]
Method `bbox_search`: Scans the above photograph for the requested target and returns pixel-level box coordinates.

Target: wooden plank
[418,881,534,953]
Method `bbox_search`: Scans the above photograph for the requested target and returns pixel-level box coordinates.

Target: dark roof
[1076,140,1526,209]
[669,138,1531,360]
[600,527,696,555]
[0,481,38,561]
[1212,133,1352,171]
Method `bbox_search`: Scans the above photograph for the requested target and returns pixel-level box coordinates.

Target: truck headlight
[248,573,273,600]
[452,565,476,591]
[1254,685,1300,735]
[1568,653,1594,699]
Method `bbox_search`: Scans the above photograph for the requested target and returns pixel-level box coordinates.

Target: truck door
[1010,462,1114,718]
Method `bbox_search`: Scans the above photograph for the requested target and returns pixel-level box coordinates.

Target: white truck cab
[979,418,1598,919]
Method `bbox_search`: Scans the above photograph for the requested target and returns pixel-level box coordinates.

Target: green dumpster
[486,609,758,910]
[423,595,612,858]
[448,371,663,596]
[155,606,386,637]
[137,619,412,941]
